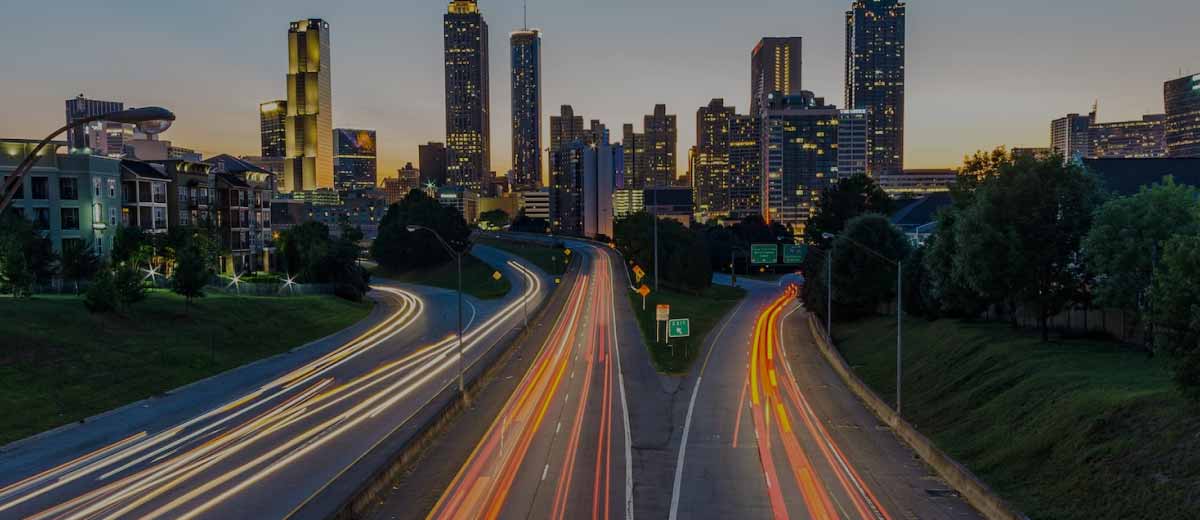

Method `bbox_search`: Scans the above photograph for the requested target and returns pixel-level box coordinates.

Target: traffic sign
[656,304,670,321]
[751,244,778,265]
[782,244,808,264]
[632,265,645,283]
[492,271,503,281]
[564,248,572,256]
[668,319,691,338]
[637,284,651,297]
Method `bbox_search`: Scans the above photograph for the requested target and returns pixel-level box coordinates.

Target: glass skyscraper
[1165,74,1200,158]
[510,29,542,191]
[444,0,491,192]
[286,19,334,193]
[333,128,378,191]
[259,100,287,158]
[845,0,905,176]
[750,37,803,116]
[762,92,840,235]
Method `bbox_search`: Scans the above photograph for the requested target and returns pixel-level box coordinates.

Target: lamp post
[824,232,904,415]
[0,107,175,215]
[408,225,466,395]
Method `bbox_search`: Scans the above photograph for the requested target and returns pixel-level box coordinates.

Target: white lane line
[668,296,750,520]
[605,246,636,520]
[542,464,550,481]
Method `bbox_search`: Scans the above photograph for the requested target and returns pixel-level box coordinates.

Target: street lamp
[408,224,466,395]
[824,231,905,416]
[0,107,175,215]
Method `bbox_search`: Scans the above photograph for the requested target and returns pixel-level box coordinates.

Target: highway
[427,242,634,520]
[669,283,982,520]
[0,245,547,520]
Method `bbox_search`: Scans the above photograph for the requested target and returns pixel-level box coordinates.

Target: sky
[2,0,1199,183]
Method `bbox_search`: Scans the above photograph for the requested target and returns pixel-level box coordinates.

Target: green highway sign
[782,244,808,264]
[667,319,691,338]
[751,244,778,265]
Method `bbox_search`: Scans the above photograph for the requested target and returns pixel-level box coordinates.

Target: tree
[1148,234,1200,397]
[510,210,549,234]
[1084,178,1199,332]
[802,174,892,248]
[277,221,370,301]
[112,226,151,266]
[83,264,146,314]
[172,243,210,309]
[953,153,1103,340]
[84,269,120,313]
[479,209,511,230]
[372,190,471,272]
[60,240,101,293]
[614,212,712,293]
[828,214,910,317]
[0,212,56,297]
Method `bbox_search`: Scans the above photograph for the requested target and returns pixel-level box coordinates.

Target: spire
[523,0,528,29]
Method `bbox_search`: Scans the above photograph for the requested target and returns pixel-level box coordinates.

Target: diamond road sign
[667,319,690,338]
[782,244,808,264]
[751,244,778,265]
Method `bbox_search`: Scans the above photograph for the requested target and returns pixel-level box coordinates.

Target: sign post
[656,304,670,343]
[751,244,778,265]
[667,319,691,338]
[782,244,808,264]
[637,284,651,310]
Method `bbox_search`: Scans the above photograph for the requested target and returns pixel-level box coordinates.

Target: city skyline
[2,0,1199,182]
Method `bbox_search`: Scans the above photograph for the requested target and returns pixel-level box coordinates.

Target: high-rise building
[333,128,378,191]
[1089,114,1167,159]
[510,28,542,191]
[728,114,762,220]
[285,18,334,193]
[549,129,619,238]
[1165,74,1200,158]
[837,109,870,178]
[623,105,676,190]
[65,95,128,157]
[621,125,647,190]
[418,142,448,186]
[750,37,803,116]
[1012,147,1053,160]
[1051,110,1095,161]
[762,92,840,234]
[259,100,287,158]
[382,162,422,204]
[549,105,585,185]
[845,0,905,176]
[444,0,491,191]
[695,99,735,222]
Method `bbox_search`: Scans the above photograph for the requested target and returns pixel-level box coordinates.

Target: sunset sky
[2,0,1198,181]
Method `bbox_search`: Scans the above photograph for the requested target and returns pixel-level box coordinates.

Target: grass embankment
[374,253,512,300]
[836,317,1200,520]
[0,291,372,445]
[476,239,571,276]
[628,284,745,374]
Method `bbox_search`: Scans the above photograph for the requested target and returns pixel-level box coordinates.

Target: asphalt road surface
[0,245,547,520]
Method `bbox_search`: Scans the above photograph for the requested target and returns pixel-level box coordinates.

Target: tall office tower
[837,109,870,177]
[510,28,542,191]
[761,92,840,234]
[750,37,803,116]
[1090,114,1167,159]
[549,104,585,176]
[621,124,647,190]
[845,0,905,176]
[286,18,334,193]
[259,100,287,158]
[1050,110,1095,161]
[1165,74,1200,158]
[625,104,678,189]
[550,128,618,237]
[333,129,378,191]
[728,114,762,220]
[695,99,735,221]
[418,142,448,186]
[65,95,128,157]
[444,0,491,191]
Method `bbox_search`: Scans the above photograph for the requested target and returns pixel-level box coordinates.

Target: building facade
[750,37,803,116]
[519,188,553,221]
[162,160,215,230]
[549,105,585,189]
[65,95,128,157]
[762,92,840,234]
[694,99,735,222]
[510,29,542,191]
[444,0,491,191]
[1090,114,1167,159]
[728,114,762,220]
[1051,111,1095,161]
[259,100,287,159]
[418,142,448,186]
[845,0,906,176]
[205,155,275,273]
[438,185,480,223]
[333,128,378,191]
[285,19,334,193]
[1165,73,1200,158]
[623,105,676,189]
[880,169,957,197]
[119,160,171,234]
[837,109,870,178]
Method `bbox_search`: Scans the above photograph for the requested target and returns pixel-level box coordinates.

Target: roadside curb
[804,312,1028,520]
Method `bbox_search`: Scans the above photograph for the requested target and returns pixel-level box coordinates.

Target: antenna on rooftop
[523,0,528,30]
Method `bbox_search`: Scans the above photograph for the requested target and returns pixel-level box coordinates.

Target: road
[0,245,547,520]
[670,282,982,520]
[427,241,636,520]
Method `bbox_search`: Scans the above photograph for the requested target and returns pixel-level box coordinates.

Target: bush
[83,270,120,313]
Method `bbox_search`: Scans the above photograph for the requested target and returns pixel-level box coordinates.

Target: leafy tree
[372,190,471,272]
[60,240,101,293]
[278,221,370,301]
[479,209,511,230]
[84,269,119,313]
[112,226,151,266]
[1148,234,1200,397]
[172,243,210,309]
[510,211,549,234]
[614,212,712,293]
[1084,178,1199,330]
[802,174,892,248]
[0,212,56,296]
[828,214,910,317]
[953,153,1103,340]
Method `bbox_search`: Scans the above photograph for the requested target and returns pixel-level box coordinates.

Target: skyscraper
[621,125,647,190]
[845,0,905,176]
[510,28,542,191]
[259,100,287,158]
[1090,114,1167,159]
[762,92,840,234]
[623,105,677,190]
[1165,74,1200,158]
[837,109,870,178]
[419,142,448,186]
[286,18,334,193]
[333,128,378,191]
[549,127,618,238]
[549,105,585,185]
[65,95,128,157]
[444,0,491,192]
[727,114,762,220]
[1051,111,1095,161]
[750,37,803,116]
[695,99,735,222]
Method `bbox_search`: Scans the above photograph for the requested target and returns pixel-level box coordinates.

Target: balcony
[153,194,167,204]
